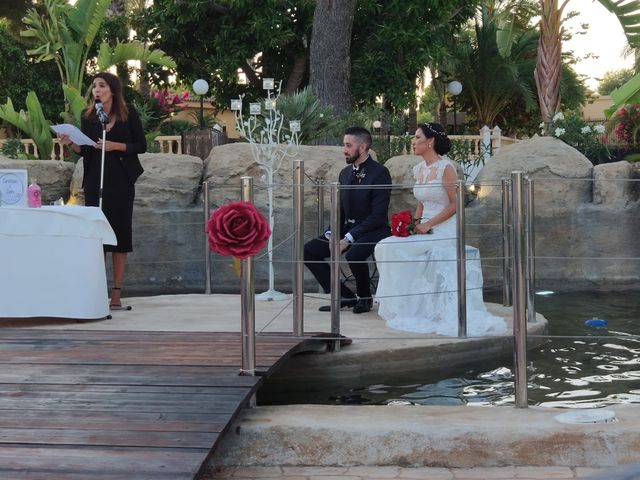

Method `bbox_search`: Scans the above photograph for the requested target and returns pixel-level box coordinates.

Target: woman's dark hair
[84,72,129,122]
[417,122,451,155]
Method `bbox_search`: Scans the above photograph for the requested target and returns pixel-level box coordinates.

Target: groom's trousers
[304,231,380,300]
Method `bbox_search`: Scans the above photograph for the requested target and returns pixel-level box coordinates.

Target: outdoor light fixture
[192,79,209,128]
[447,80,462,135]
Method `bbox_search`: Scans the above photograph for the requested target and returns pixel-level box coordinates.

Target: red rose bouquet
[391,209,433,237]
[207,201,271,259]
[391,209,416,237]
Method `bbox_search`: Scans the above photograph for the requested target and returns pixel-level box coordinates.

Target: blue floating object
[585,318,608,327]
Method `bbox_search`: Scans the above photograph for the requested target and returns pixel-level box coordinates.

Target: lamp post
[192,79,209,129]
[447,80,462,135]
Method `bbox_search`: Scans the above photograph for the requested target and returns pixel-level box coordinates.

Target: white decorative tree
[231,78,301,301]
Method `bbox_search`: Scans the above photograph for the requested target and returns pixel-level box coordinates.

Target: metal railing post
[330,182,341,351]
[240,176,256,376]
[525,177,536,323]
[501,178,512,307]
[203,181,212,294]
[317,180,325,237]
[456,180,467,337]
[511,171,528,408]
[293,160,304,336]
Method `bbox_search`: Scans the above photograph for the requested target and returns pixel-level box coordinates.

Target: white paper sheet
[51,124,96,146]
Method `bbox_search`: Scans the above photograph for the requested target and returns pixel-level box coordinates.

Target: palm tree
[447,5,539,127]
[535,0,640,127]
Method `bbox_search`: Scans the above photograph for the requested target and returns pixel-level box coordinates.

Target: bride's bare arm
[414,203,424,222]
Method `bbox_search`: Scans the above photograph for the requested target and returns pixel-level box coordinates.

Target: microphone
[95,101,109,124]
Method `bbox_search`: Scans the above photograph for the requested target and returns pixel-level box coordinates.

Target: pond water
[264,291,640,408]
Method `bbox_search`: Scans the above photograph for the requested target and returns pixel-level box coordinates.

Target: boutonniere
[355,168,366,183]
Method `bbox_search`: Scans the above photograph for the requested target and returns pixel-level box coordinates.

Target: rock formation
[2,135,638,293]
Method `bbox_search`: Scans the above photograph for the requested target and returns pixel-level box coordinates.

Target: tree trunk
[309,0,357,115]
[284,54,307,95]
[535,0,567,127]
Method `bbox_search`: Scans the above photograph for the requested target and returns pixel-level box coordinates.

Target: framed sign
[0,169,28,207]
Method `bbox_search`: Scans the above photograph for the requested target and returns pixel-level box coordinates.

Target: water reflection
[314,291,640,408]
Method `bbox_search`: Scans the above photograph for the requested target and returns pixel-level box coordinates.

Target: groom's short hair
[344,126,372,150]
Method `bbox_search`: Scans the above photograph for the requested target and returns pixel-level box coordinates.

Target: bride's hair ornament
[418,122,451,155]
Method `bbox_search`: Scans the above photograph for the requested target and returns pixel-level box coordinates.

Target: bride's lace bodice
[413,158,456,225]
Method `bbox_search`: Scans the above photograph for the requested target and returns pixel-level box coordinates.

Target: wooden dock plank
[0,409,232,432]
[0,329,320,479]
[0,445,207,478]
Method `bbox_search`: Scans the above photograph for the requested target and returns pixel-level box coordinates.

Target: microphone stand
[98,112,108,209]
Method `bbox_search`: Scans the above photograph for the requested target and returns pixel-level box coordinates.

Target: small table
[0,205,116,319]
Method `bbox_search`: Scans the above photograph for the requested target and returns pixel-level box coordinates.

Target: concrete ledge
[261,303,547,393]
[209,404,640,468]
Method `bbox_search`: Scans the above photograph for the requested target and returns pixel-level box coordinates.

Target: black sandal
[109,288,132,311]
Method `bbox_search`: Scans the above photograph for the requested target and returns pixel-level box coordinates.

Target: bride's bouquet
[391,210,415,237]
[391,209,432,237]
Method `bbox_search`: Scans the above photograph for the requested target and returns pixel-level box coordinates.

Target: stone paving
[202,465,607,480]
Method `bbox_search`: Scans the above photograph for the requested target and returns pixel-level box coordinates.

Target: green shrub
[145,131,161,153]
[0,22,64,122]
[1,138,23,158]
[0,138,37,160]
[624,153,640,163]
[448,139,486,180]
[159,119,195,135]
[547,111,610,164]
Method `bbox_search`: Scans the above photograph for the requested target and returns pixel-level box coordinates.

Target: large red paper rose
[207,201,271,259]
[391,209,414,237]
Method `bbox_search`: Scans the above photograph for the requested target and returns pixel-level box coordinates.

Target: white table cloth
[0,205,116,319]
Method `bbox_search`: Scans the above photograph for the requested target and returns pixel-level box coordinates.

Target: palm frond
[66,0,111,47]
[97,41,177,71]
[599,0,640,48]
[63,85,88,126]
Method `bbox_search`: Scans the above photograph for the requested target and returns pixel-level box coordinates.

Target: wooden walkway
[0,328,320,479]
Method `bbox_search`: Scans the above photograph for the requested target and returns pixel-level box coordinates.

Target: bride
[374,122,506,336]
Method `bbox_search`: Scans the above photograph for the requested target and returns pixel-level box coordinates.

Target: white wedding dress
[375,158,507,336]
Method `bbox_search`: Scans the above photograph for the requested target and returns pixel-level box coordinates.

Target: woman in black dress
[59,72,146,308]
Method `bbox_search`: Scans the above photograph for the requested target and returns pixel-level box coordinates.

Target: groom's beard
[345,152,358,164]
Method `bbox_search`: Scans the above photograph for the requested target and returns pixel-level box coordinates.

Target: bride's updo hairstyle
[418,122,451,155]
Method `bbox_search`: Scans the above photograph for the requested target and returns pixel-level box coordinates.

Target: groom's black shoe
[318,298,358,312]
[353,298,373,314]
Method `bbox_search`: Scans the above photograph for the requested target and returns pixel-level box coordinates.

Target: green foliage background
[0,22,64,126]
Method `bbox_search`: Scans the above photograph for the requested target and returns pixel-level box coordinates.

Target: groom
[304,126,391,314]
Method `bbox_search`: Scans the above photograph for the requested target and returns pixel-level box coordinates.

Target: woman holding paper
[58,72,146,309]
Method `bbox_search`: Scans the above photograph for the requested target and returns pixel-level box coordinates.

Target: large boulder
[473,135,593,212]
[0,157,75,205]
[71,152,204,209]
[465,136,640,290]
[204,142,345,211]
[593,160,634,207]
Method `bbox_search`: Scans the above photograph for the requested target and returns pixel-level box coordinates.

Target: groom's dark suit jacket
[338,155,391,242]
